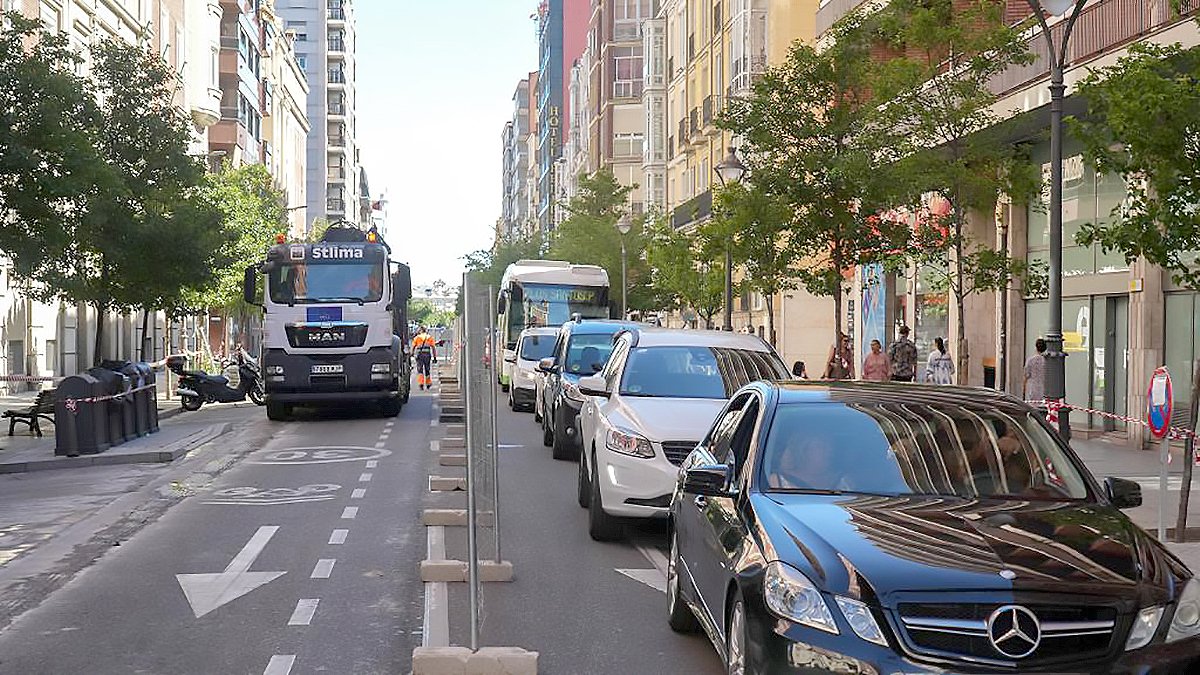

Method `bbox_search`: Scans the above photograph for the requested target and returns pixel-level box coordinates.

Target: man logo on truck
[311,247,365,260]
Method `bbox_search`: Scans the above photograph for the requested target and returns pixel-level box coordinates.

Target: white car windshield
[620,346,786,399]
[519,334,556,361]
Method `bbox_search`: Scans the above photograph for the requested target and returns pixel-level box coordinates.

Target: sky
[356,0,538,287]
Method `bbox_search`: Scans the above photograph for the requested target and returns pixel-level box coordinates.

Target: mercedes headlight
[606,428,653,459]
[763,562,838,634]
[1168,578,1200,643]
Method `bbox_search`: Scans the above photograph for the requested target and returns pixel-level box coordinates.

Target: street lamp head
[714,146,747,186]
[1037,0,1077,15]
[616,213,632,235]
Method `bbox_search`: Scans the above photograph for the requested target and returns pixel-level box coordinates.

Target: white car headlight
[1168,578,1200,643]
[763,561,838,634]
[606,428,654,459]
[1126,606,1164,650]
[835,596,886,646]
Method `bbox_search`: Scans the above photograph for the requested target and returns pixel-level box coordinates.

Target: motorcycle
[167,349,265,412]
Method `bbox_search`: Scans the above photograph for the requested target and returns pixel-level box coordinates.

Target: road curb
[421,508,494,527]
[419,560,514,583]
[0,423,233,474]
[412,647,538,675]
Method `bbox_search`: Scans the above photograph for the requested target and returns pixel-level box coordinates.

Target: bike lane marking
[328,529,348,545]
[310,559,336,579]
[263,654,295,675]
[287,599,319,626]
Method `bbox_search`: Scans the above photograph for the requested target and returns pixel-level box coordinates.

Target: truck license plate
[311,364,344,374]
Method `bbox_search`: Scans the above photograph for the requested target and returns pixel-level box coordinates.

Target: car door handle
[694,495,707,509]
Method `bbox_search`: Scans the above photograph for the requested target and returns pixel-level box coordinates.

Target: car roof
[623,328,773,351]
[518,326,559,337]
[760,380,1031,412]
[560,319,640,335]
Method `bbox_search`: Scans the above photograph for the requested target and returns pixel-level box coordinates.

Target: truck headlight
[1168,578,1200,643]
[606,428,653,459]
[764,562,838,635]
[371,363,391,373]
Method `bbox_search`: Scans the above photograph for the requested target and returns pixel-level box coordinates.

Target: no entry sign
[1148,366,1173,440]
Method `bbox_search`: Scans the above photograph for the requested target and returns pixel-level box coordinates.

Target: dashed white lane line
[365,460,378,468]
[310,559,336,579]
[359,472,373,482]
[288,599,319,626]
[375,441,386,448]
[263,655,295,675]
[328,529,348,545]
[351,488,366,499]
[341,506,359,519]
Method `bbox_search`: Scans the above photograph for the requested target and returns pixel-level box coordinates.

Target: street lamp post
[1027,0,1086,430]
[714,146,747,332]
[616,213,632,320]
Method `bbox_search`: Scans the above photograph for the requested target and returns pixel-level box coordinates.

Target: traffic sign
[1148,366,1173,440]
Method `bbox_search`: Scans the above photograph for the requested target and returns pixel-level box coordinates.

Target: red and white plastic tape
[62,382,159,415]
[1029,399,1199,465]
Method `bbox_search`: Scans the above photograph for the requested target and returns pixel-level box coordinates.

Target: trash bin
[103,360,151,438]
[135,362,159,434]
[87,367,129,447]
[54,373,110,456]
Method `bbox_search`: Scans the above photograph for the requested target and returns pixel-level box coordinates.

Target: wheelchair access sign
[1147,366,1173,440]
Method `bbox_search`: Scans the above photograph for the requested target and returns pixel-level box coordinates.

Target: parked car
[576,328,789,541]
[538,318,638,460]
[507,327,558,412]
[667,380,1200,674]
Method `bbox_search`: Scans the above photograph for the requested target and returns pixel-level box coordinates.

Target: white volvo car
[576,328,790,541]
[507,326,559,412]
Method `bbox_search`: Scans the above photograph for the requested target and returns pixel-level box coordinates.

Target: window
[612,46,643,99]
[613,133,643,158]
[39,5,59,32]
[45,340,56,371]
[613,0,651,41]
[295,33,307,42]
[297,55,307,71]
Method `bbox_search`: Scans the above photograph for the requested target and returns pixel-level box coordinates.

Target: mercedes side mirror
[578,375,609,398]
[683,464,732,498]
[1104,477,1142,509]
[538,357,558,374]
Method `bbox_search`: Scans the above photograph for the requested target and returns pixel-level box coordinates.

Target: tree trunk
[1175,359,1200,542]
[93,302,105,366]
[765,293,776,347]
[140,309,150,362]
[954,208,969,385]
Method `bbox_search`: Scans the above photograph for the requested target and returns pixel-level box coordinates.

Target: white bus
[496,260,610,389]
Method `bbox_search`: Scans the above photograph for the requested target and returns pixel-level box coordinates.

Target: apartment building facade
[501,78,531,241]
[261,0,310,238]
[817,0,1200,446]
[276,0,359,232]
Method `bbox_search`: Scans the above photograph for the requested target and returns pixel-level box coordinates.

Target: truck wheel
[266,401,290,421]
[381,398,401,418]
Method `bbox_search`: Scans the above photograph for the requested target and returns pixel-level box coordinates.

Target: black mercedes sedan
[668,381,1200,674]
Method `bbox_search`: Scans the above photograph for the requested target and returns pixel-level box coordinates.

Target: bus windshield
[269,261,385,304]
[505,282,607,347]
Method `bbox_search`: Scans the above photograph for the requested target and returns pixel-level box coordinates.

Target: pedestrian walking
[1024,338,1048,403]
[887,325,918,382]
[412,325,437,390]
[823,333,855,380]
[923,337,955,385]
[862,339,891,382]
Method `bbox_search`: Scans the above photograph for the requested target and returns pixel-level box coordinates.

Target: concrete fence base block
[421,509,495,527]
[439,454,467,466]
[412,647,538,675]
[429,476,467,492]
[418,560,515,583]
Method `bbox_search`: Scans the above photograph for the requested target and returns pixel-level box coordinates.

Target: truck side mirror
[243,266,258,305]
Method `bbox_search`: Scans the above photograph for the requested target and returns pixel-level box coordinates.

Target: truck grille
[660,441,696,466]
[286,323,368,348]
[896,602,1117,667]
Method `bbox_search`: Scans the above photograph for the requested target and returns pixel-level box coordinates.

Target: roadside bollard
[54,373,111,456]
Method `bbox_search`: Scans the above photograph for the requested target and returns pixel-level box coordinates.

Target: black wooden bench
[3,389,56,437]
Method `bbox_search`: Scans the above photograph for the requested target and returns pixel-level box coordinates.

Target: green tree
[1071,41,1200,288]
[719,15,911,346]
[703,183,800,344]
[463,231,543,291]
[644,216,725,328]
[188,163,287,311]
[549,170,650,314]
[870,0,1040,382]
[305,217,331,243]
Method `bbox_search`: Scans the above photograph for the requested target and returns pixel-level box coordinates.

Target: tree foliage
[644,216,725,328]
[719,16,911,342]
[548,170,653,314]
[868,0,1039,381]
[463,231,543,291]
[1071,41,1200,288]
[188,163,286,311]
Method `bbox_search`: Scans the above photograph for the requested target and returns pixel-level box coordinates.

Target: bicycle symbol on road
[203,483,342,506]
[249,446,392,465]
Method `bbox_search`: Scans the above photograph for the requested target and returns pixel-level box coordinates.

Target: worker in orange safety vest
[412,327,437,390]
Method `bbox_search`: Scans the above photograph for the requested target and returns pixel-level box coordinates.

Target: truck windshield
[269,262,385,304]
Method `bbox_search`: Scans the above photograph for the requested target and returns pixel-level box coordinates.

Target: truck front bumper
[263,347,399,403]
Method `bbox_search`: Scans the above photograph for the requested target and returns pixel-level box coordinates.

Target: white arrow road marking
[615,568,667,593]
[263,655,295,675]
[288,598,319,626]
[176,526,287,618]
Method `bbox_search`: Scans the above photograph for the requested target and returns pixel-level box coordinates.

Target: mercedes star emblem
[999,569,1017,580]
[986,605,1041,659]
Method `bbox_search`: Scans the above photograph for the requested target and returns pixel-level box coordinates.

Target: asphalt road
[453,393,724,675]
[0,394,437,675]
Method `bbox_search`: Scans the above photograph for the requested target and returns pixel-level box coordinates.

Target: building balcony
[702,95,718,127]
[326,198,345,214]
[688,108,701,141]
[328,102,345,117]
[327,166,346,182]
[815,0,871,38]
[328,70,346,85]
[328,134,346,148]
[328,39,345,54]
[327,7,345,22]
[671,190,712,230]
